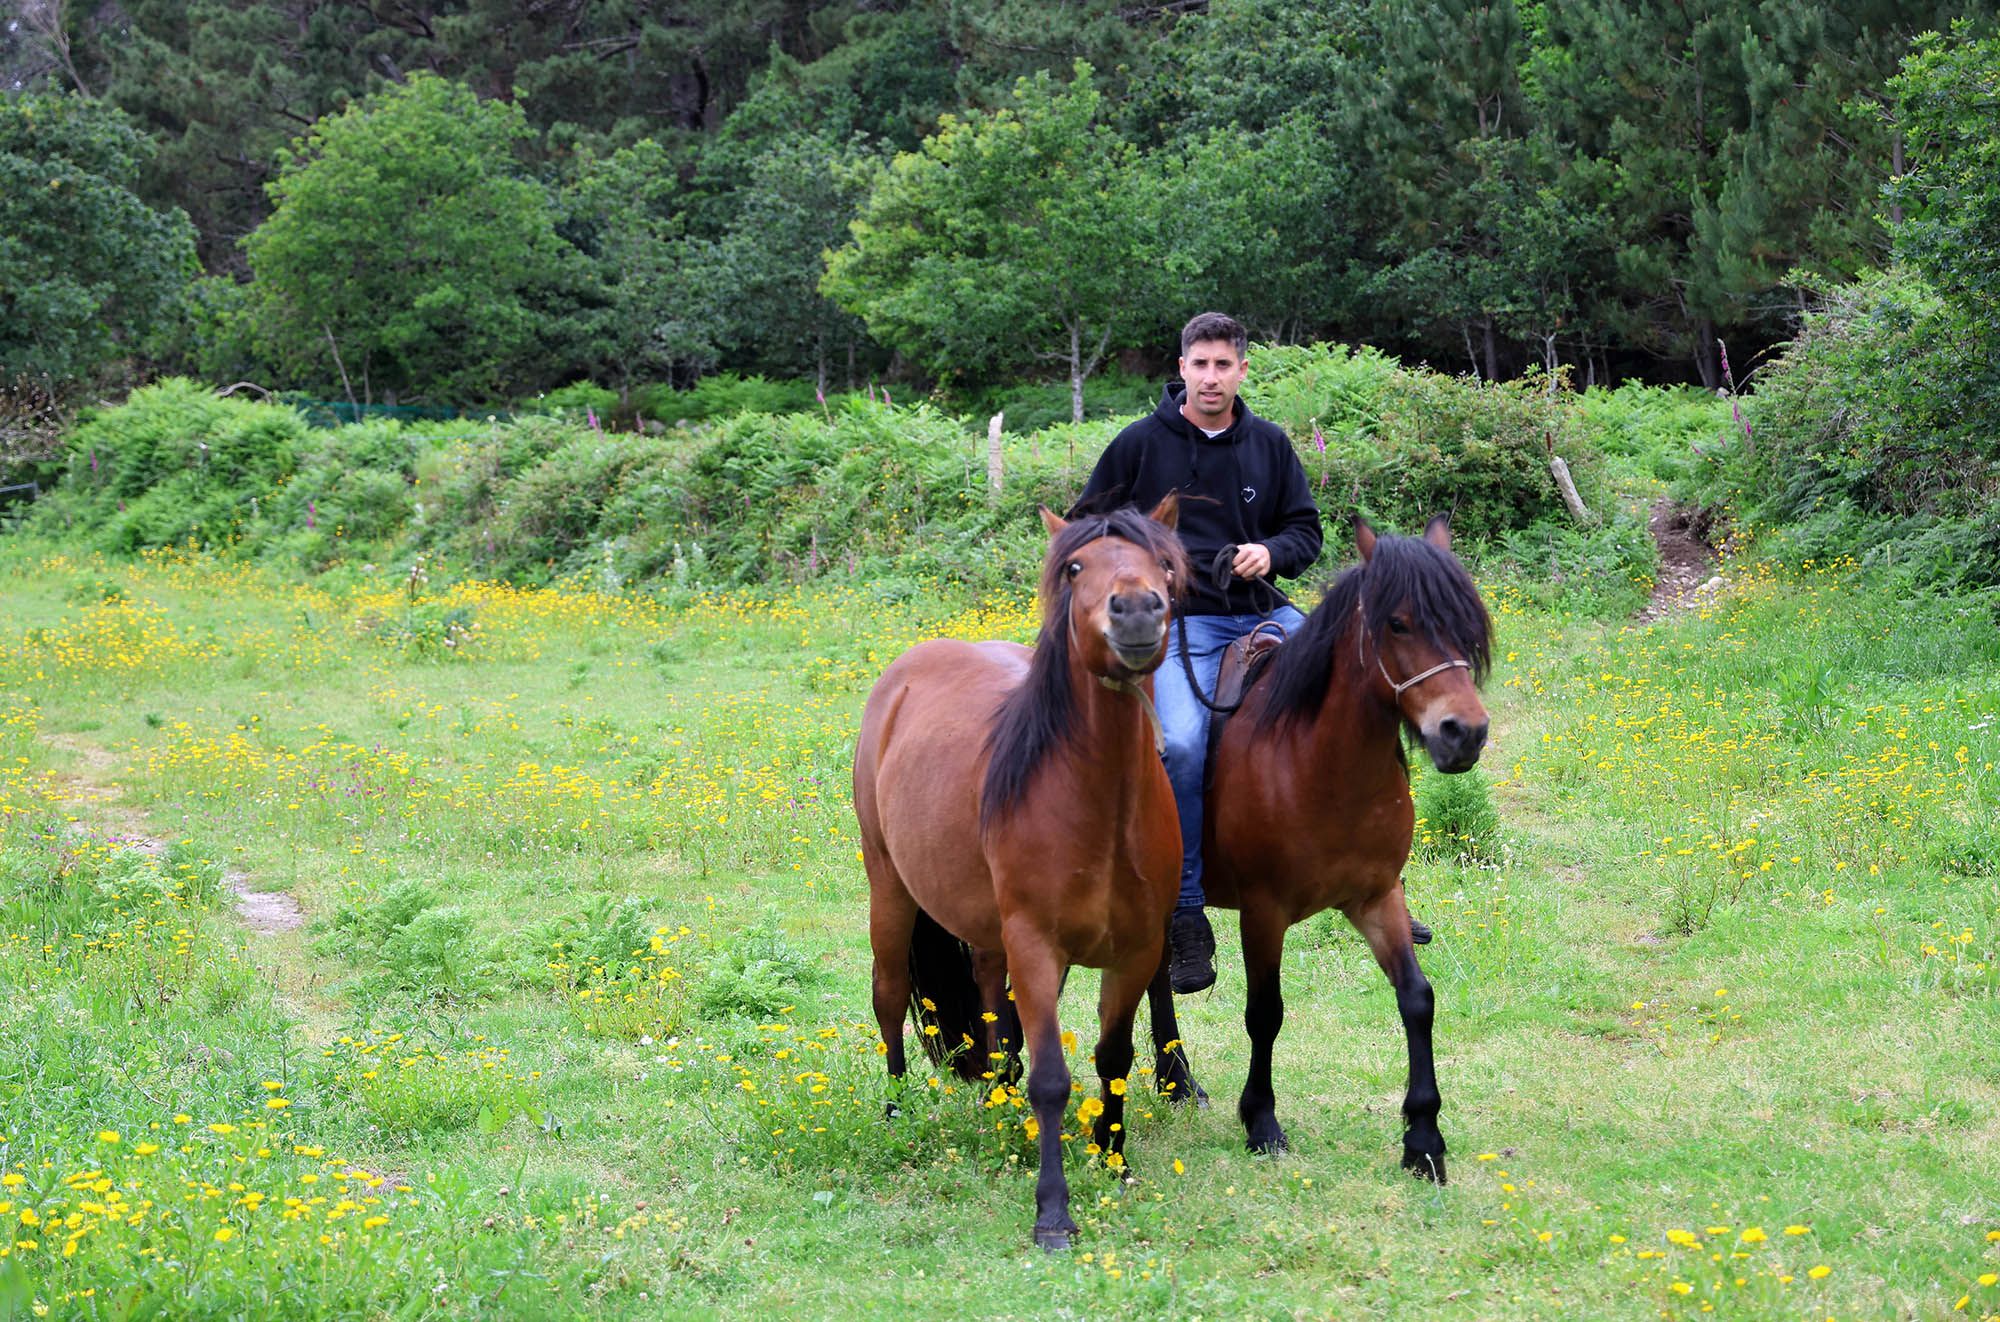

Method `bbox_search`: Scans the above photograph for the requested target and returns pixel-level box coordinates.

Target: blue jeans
[1155,606,1306,908]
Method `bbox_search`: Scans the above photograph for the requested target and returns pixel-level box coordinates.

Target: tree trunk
[1889,129,1905,226]
[1070,321,1085,425]
[1693,319,1720,390]
[1482,316,1499,383]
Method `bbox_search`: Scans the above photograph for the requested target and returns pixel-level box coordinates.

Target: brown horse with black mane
[1147,516,1492,1182]
[853,498,1189,1250]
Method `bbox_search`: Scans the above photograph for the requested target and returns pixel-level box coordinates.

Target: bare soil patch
[1637,499,1719,622]
[42,731,305,933]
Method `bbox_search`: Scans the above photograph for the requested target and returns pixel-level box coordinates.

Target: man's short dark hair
[1180,312,1248,359]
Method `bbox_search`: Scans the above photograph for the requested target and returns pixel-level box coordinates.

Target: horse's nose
[1108,590,1165,624]
[1436,716,1489,750]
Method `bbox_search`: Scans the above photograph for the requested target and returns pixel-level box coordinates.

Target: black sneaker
[1169,907,1217,994]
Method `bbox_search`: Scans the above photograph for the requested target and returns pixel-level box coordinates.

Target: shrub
[695,922,822,1020]
[1246,344,1606,547]
[315,879,499,1004]
[958,368,1156,432]
[634,373,822,423]
[1692,270,2000,595]
[1412,766,1501,863]
[529,380,620,419]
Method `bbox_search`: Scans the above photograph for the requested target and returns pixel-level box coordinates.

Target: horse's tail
[908,908,995,1082]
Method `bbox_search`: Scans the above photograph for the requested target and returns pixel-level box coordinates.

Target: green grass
[0,541,1996,1319]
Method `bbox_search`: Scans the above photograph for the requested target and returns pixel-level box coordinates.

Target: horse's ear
[1147,491,1180,530]
[1354,516,1377,562]
[1423,515,1452,551]
[1039,505,1068,538]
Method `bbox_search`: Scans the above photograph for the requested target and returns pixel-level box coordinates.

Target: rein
[1176,544,1293,715]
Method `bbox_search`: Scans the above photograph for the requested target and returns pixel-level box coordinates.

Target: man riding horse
[1074,311,1430,994]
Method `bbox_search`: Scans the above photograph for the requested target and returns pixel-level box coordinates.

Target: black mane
[1255,533,1491,731]
[979,507,1187,832]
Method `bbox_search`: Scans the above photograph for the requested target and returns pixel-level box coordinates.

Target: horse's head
[1354,516,1492,773]
[1038,495,1187,678]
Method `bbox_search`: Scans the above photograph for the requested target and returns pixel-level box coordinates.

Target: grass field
[1,538,1997,1320]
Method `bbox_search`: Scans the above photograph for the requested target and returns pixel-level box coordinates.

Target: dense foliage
[0,92,195,390]
[1682,30,2000,596]
[6,0,1995,403]
[19,347,1685,613]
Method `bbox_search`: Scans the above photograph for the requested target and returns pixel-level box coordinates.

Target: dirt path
[1636,498,1719,623]
[42,732,305,934]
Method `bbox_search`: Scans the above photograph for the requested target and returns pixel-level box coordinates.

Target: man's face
[1178,338,1248,426]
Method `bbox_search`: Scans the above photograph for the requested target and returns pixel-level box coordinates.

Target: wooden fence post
[987,412,1005,503]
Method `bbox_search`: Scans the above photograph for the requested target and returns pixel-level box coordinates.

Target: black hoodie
[1073,384,1323,616]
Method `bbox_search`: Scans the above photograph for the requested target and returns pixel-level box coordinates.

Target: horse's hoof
[1156,1063,1210,1108]
[1246,1124,1289,1155]
[1402,1149,1447,1184]
[1033,1225,1074,1253]
[883,1101,901,1121]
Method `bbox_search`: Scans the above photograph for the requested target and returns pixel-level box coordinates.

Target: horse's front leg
[1353,885,1446,1183]
[1091,955,1158,1173]
[1237,901,1289,1153]
[1146,944,1208,1106]
[1003,923,1077,1250]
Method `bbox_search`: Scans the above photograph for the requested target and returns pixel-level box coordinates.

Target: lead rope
[1099,675,1165,755]
[1175,545,1293,715]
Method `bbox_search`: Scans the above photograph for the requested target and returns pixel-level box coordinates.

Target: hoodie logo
[1241,486,1257,504]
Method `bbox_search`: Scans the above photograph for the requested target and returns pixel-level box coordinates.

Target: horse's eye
[1066,561,1083,579]
[1388,617,1411,636]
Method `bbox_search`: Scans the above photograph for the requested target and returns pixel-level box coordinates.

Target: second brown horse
[1148,516,1492,1182]
[853,498,1188,1250]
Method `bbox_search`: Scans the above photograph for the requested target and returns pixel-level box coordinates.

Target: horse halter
[1356,598,1471,699]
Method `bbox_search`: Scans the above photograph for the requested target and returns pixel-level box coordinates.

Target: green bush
[1492,512,1657,616]
[1573,383,1731,487]
[1412,766,1501,863]
[30,378,308,551]
[521,895,655,988]
[529,380,620,419]
[315,878,500,1003]
[958,368,1156,432]
[695,922,822,1020]
[1246,344,1605,547]
[29,342,1633,596]
[635,373,824,423]
[1692,270,2000,595]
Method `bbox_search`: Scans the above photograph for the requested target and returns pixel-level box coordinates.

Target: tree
[1156,112,1358,344]
[1890,25,2000,342]
[554,139,725,394]
[0,91,196,388]
[823,64,1160,421]
[700,130,877,388]
[243,74,572,405]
